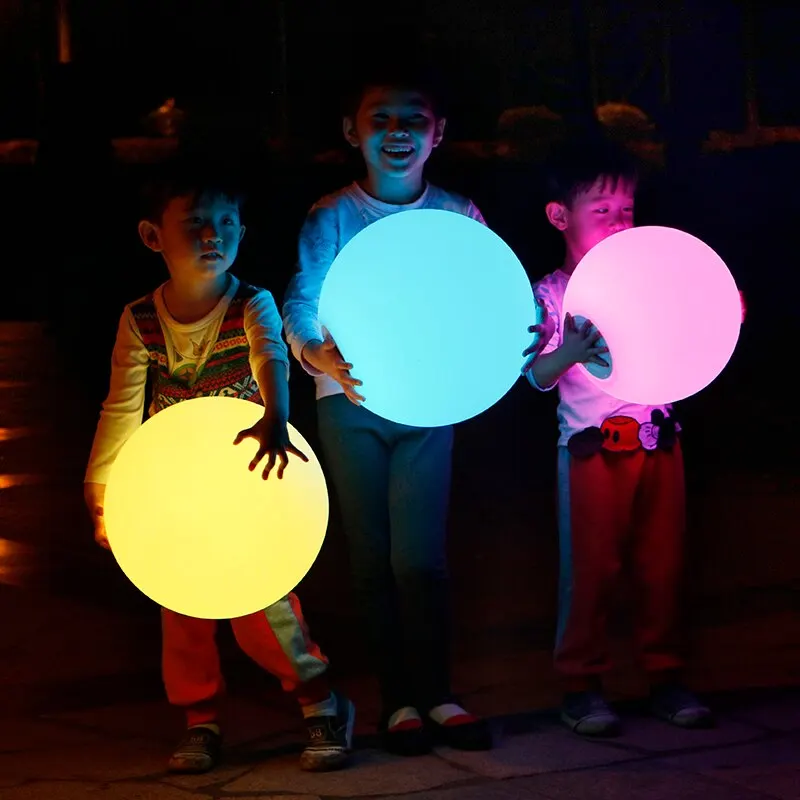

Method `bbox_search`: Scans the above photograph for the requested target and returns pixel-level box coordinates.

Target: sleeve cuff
[290,336,325,377]
[84,464,111,486]
[525,369,558,392]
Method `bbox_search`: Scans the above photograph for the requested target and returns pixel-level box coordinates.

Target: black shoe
[300,691,355,772]
[651,684,714,729]
[561,691,621,737]
[381,707,433,757]
[168,725,222,774]
[427,706,493,751]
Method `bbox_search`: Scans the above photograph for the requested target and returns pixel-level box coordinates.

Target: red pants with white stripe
[162,593,330,727]
[554,444,686,689]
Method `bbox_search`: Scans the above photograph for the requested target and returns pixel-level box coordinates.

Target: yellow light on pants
[104,397,328,619]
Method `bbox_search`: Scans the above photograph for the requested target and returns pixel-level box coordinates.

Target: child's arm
[466,200,487,226]
[282,206,337,375]
[84,482,109,549]
[237,290,308,479]
[524,284,606,389]
[282,206,365,404]
[530,345,583,389]
[246,289,292,421]
[522,295,556,370]
[531,314,608,388]
[525,285,563,390]
[84,308,150,548]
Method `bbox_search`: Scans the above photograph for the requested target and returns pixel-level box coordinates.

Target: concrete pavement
[0,687,798,799]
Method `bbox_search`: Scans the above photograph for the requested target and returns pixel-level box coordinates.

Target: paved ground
[0,321,798,798]
[0,687,798,799]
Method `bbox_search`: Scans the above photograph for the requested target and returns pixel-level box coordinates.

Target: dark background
[0,0,797,711]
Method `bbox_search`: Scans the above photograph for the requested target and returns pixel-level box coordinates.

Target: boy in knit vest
[84,156,354,774]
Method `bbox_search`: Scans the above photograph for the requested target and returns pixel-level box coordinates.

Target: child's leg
[161,610,225,774]
[317,395,407,712]
[388,423,491,750]
[630,443,686,679]
[161,609,223,728]
[231,594,355,771]
[554,448,637,687]
[387,423,454,712]
[631,443,711,727]
[230,593,330,703]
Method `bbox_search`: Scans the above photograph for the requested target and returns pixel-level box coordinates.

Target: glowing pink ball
[562,226,741,405]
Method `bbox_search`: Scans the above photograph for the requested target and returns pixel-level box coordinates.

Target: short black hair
[339,34,447,119]
[546,135,639,207]
[139,154,247,223]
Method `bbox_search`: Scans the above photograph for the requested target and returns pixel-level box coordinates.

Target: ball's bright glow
[104,397,328,620]
[318,209,536,427]
[563,226,741,405]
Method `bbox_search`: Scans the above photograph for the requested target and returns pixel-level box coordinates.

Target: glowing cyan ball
[318,209,537,427]
[563,226,741,405]
[104,397,328,619]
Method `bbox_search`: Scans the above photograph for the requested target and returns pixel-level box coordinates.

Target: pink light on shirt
[562,226,741,405]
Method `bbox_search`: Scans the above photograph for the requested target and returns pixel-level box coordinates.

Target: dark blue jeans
[317,394,454,714]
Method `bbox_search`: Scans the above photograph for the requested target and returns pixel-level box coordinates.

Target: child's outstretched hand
[234,414,309,480]
[522,295,556,373]
[93,508,110,550]
[303,335,365,405]
[561,312,609,367]
[84,482,110,550]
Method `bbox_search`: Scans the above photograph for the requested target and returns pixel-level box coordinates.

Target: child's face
[139,193,245,281]
[344,86,445,182]
[548,176,636,263]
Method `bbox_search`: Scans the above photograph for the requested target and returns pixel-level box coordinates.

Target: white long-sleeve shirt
[282,181,486,399]
[529,269,673,449]
[85,275,289,485]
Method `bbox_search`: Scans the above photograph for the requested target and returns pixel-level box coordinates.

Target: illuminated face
[141,193,245,281]
[344,86,445,182]
[559,177,636,263]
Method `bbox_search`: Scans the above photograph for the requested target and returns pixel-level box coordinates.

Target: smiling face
[343,85,446,201]
[138,192,245,283]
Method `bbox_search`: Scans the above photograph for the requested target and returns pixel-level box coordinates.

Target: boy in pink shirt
[525,137,718,736]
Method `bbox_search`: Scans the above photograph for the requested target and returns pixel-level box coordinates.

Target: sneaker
[299,691,355,772]
[168,725,222,774]
[651,684,714,729]
[561,691,621,737]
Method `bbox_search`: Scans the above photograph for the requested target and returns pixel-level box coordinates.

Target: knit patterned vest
[130,281,263,414]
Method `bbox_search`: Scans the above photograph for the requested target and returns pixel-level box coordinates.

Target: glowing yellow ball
[103,397,328,619]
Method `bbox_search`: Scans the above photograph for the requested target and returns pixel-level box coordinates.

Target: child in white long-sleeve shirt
[282,59,493,757]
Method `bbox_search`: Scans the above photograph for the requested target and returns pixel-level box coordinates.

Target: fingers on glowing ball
[523,297,546,351]
[562,226,741,404]
[233,419,311,480]
[318,209,536,427]
[571,315,612,377]
[104,397,328,619]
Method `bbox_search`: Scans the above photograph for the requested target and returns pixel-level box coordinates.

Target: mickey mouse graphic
[567,409,680,458]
